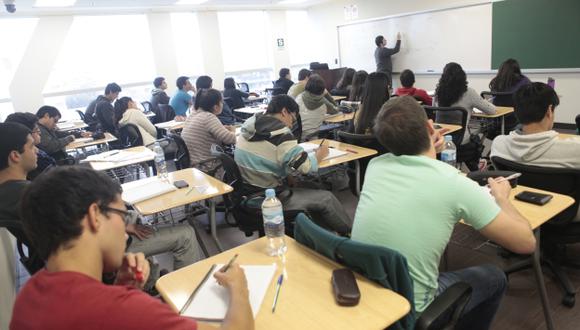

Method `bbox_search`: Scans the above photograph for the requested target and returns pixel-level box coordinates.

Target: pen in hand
[222,254,239,273]
[493,172,521,184]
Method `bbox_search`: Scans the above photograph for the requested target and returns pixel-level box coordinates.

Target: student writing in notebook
[10,166,254,330]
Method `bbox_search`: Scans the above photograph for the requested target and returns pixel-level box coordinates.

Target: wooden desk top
[156,237,411,330]
[309,139,378,168]
[510,185,575,230]
[155,120,185,131]
[87,146,155,172]
[472,106,514,118]
[57,120,88,132]
[131,168,233,215]
[332,95,347,102]
[66,132,117,151]
[324,112,354,123]
[558,133,580,140]
[437,123,462,135]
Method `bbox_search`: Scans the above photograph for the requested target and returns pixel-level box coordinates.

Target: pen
[319,139,326,147]
[272,274,283,313]
[132,267,144,282]
[494,172,521,183]
[222,254,239,273]
[345,148,358,154]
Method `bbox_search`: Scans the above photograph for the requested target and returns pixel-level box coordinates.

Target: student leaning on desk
[10,167,254,330]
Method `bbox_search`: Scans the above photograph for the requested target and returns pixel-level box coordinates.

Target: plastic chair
[238,82,250,93]
[119,123,143,147]
[166,133,190,170]
[481,91,518,137]
[575,114,580,135]
[157,104,176,123]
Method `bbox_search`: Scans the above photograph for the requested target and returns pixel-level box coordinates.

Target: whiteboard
[338,4,492,73]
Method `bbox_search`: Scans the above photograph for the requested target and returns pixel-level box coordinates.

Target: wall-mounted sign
[277,38,285,50]
[344,4,358,20]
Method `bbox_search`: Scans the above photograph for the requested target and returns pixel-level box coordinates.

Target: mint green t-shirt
[351,154,501,312]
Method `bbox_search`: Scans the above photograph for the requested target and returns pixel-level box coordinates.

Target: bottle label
[441,150,456,162]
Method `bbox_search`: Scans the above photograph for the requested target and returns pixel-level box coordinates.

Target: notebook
[299,142,348,161]
[181,263,277,321]
[121,177,177,204]
[156,120,179,129]
[83,149,155,163]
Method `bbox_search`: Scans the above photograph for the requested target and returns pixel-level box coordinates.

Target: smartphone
[173,180,189,189]
[433,124,442,129]
[515,191,553,206]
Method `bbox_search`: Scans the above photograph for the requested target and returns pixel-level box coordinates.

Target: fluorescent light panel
[34,0,77,7]
[278,0,308,4]
[175,0,209,4]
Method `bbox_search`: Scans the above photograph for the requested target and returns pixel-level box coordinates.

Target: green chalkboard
[492,0,580,69]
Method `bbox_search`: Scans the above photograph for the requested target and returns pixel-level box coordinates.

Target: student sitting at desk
[331,67,355,97]
[395,69,432,105]
[348,70,368,102]
[354,72,389,135]
[235,95,351,235]
[36,106,79,161]
[169,76,195,121]
[296,74,339,139]
[287,68,311,99]
[150,77,170,114]
[352,96,535,330]
[489,58,531,107]
[10,167,254,330]
[115,96,158,146]
[223,77,258,110]
[182,89,236,170]
[197,75,237,125]
[85,82,121,125]
[273,68,294,95]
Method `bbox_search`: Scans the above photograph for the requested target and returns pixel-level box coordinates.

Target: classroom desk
[65,132,117,152]
[557,133,580,140]
[57,120,88,132]
[244,96,267,104]
[84,146,155,174]
[332,95,347,102]
[155,120,185,132]
[472,106,514,135]
[156,236,411,330]
[309,139,377,196]
[324,112,354,123]
[436,123,462,135]
[131,168,233,252]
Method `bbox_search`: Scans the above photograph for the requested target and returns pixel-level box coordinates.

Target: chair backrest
[167,133,190,170]
[265,87,284,97]
[119,123,143,147]
[0,219,45,275]
[336,130,388,154]
[576,114,580,134]
[424,106,468,147]
[223,97,236,110]
[158,104,176,122]
[492,156,580,223]
[76,109,86,122]
[141,101,152,113]
[238,82,250,93]
[481,91,515,107]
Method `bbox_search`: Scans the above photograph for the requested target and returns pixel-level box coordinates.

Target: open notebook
[121,177,177,204]
[181,264,277,322]
[299,142,348,161]
[82,149,155,163]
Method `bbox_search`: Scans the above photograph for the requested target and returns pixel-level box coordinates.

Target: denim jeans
[435,264,507,330]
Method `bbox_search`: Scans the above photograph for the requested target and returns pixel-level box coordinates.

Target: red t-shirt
[395,87,433,106]
[10,270,197,330]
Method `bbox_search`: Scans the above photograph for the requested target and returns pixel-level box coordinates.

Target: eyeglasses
[100,206,139,225]
[31,129,41,134]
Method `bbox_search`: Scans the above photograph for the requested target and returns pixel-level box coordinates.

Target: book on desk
[121,177,178,204]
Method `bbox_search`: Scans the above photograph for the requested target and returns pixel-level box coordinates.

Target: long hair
[114,96,133,122]
[349,70,368,101]
[336,68,356,90]
[355,72,389,134]
[489,58,523,92]
[435,62,468,106]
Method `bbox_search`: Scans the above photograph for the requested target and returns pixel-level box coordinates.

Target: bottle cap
[444,135,453,142]
[265,189,275,198]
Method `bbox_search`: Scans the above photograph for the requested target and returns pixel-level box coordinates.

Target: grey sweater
[374,40,401,74]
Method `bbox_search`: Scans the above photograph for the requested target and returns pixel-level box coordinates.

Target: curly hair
[435,62,468,106]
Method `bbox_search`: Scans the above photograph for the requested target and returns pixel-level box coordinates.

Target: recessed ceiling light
[34,0,76,7]
[175,0,209,4]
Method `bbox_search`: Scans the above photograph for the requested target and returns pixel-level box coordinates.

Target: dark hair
[196,75,213,89]
[5,112,39,130]
[224,77,236,90]
[375,35,384,47]
[0,122,31,171]
[20,166,122,260]
[513,82,559,125]
[36,105,61,119]
[374,96,431,156]
[279,68,290,78]
[194,88,223,112]
[114,96,133,122]
[435,62,468,106]
[266,94,299,115]
[489,58,524,92]
[349,70,368,101]
[298,69,312,81]
[355,72,390,134]
[153,77,165,88]
[400,69,415,88]
[105,83,122,95]
[176,76,190,90]
[336,68,356,90]
[304,74,326,95]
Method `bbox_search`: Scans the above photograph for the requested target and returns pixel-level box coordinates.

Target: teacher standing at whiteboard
[374,32,401,89]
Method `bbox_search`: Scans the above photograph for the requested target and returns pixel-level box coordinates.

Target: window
[226,69,274,92]
[170,13,204,75]
[218,11,272,73]
[0,102,15,122]
[43,15,155,94]
[286,11,315,66]
[0,18,39,99]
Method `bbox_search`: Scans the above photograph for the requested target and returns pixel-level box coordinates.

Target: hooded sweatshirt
[150,88,170,106]
[235,113,318,188]
[296,91,338,139]
[118,108,158,146]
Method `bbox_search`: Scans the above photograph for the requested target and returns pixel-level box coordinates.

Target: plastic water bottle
[153,142,168,182]
[440,135,457,168]
[262,189,287,256]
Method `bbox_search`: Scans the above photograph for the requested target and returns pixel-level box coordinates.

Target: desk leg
[208,199,223,252]
[532,229,555,330]
[501,116,506,135]
[354,159,361,197]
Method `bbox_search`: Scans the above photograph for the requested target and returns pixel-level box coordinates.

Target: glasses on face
[100,206,139,225]
[31,128,41,134]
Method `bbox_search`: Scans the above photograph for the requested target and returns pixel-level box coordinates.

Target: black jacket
[274,77,294,95]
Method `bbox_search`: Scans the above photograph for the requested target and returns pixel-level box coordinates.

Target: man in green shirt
[351,96,536,330]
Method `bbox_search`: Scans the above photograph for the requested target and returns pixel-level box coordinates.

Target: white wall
[308,0,579,124]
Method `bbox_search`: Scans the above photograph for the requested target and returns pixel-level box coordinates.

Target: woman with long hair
[115,96,158,146]
[354,72,390,135]
[332,68,356,97]
[349,70,368,102]
[223,77,257,110]
[489,58,531,106]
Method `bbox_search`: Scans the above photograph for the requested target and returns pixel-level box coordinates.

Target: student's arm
[470,88,496,114]
[135,110,158,138]
[417,89,433,106]
[237,89,250,99]
[38,130,74,154]
[207,115,237,144]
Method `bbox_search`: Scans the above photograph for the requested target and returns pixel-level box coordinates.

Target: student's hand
[315,144,329,162]
[214,263,249,297]
[432,130,446,153]
[397,32,401,40]
[175,115,186,122]
[488,177,511,203]
[115,252,150,289]
[126,223,154,240]
[80,131,92,138]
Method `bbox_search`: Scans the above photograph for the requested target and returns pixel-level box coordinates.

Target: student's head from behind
[194,88,223,115]
[374,96,432,156]
[375,35,385,47]
[337,68,356,90]
[176,76,192,91]
[0,122,38,173]
[153,77,167,90]
[435,62,467,107]
[279,68,290,79]
[104,83,122,101]
[196,75,213,89]
[490,58,524,91]
[304,74,326,96]
[21,166,126,271]
[5,112,41,145]
[400,69,416,88]
[349,70,369,101]
[355,72,389,134]
[36,105,62,130]
[298,69,312,82]
[514,82,559,129]
[224,77,236,90]
[266,94,299,128]
[113,96,136,122]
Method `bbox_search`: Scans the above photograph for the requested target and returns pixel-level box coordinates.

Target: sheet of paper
[299,142,348,161]
[121,178,177,204]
